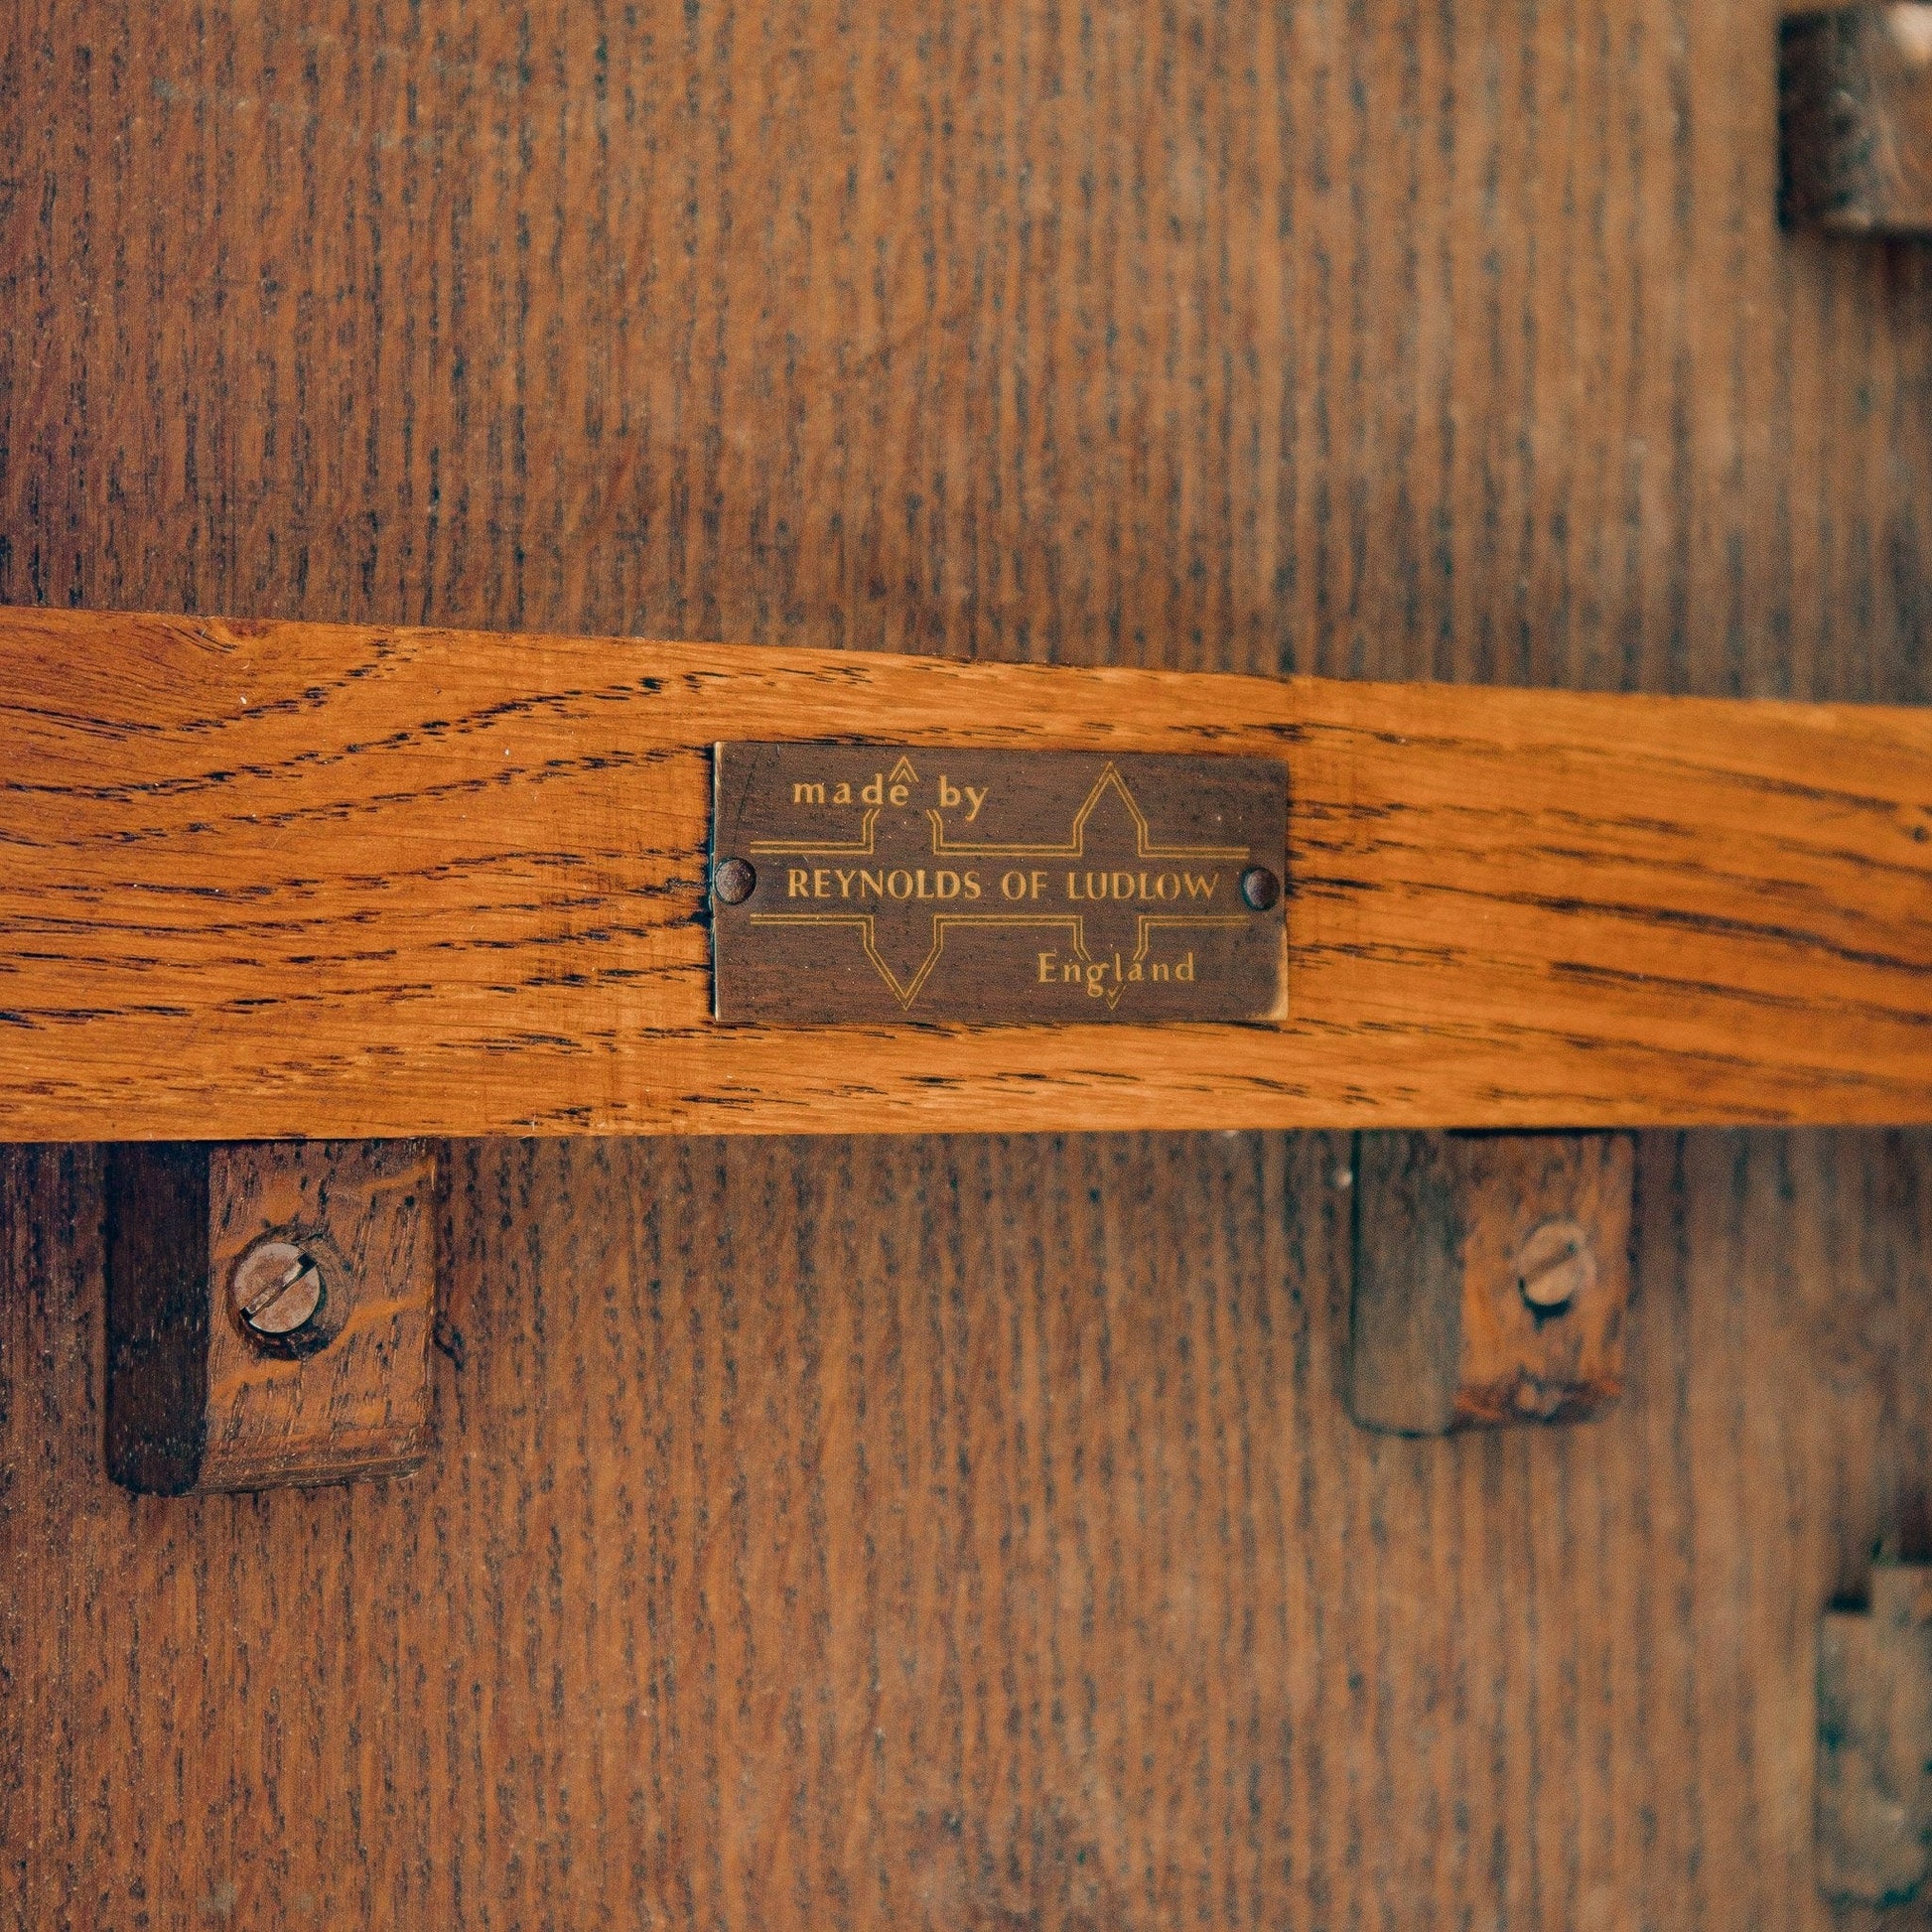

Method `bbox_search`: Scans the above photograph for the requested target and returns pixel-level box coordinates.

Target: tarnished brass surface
[711,746,1288,1024]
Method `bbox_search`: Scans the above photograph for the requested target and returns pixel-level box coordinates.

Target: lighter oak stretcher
[0,607,1927,1140]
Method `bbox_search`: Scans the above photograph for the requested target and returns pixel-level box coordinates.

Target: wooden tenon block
[1781,5,1932,232]
[106,1140,438,1493]
[1819,1567,1932,1905]
[1347,1131,1636,1435]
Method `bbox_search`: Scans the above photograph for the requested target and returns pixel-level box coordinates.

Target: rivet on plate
[1239,866,1282,911]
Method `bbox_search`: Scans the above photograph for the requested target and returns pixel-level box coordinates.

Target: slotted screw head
[232,1239,327,1342]
[1516,1218,1595,1316]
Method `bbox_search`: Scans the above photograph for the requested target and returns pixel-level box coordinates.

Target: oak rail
[0,607,1927,1140]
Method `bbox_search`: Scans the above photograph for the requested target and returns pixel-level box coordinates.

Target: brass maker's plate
[711,745,1287,1024]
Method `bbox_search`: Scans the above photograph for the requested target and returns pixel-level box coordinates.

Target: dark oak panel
[7,1133,1932,1927]
[3,2,1930,698]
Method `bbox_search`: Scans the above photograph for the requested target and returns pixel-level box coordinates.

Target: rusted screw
[232,1239,327,1344]
[1516,1218,1595,1317]
[714,857,757,904]
[1239,865,1282,911]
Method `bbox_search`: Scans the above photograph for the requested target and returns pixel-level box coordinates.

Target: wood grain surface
[1,606,1930,1139]
[4,0,1932,1926]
